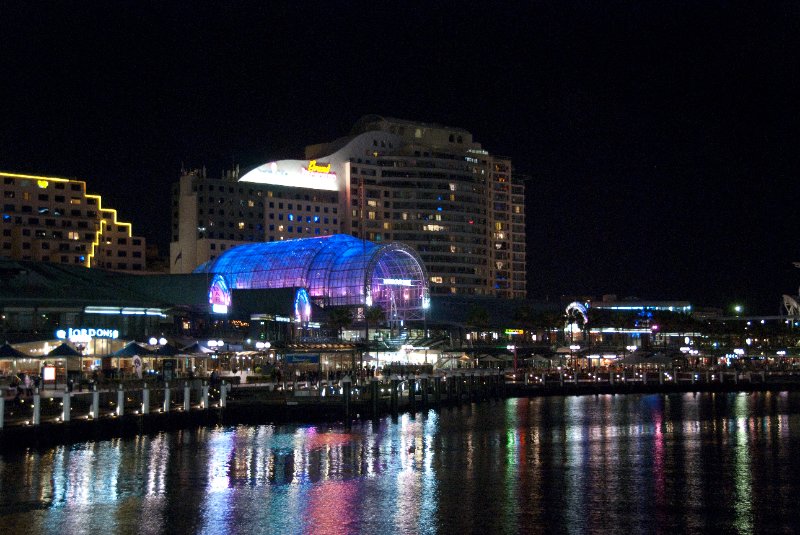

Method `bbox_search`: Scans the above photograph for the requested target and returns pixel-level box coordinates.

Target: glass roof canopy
[195,235,430,321]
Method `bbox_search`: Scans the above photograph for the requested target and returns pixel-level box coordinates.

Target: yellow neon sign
[37,180,49,188]
[307,160,332,173]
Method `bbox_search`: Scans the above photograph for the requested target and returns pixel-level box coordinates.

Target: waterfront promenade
[2,367,800,450]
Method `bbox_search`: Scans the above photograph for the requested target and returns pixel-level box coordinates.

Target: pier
[3,368,800,450]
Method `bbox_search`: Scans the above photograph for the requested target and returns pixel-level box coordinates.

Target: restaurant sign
[56,327,120,341]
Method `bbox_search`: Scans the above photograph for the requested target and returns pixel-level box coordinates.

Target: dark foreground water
[2,392,800,534]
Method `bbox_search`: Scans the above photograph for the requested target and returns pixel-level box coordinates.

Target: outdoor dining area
[0,339,280,391]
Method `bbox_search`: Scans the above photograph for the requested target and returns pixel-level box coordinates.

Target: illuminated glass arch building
[195,234,430,322]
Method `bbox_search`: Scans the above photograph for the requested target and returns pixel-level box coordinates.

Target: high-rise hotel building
[1,171,147,271]
[170,116,526,298]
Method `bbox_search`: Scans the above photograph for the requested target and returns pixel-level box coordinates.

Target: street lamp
[507,344,517,374]
[568,344,581,369]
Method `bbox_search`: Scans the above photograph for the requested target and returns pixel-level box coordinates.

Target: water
[2,392,800,534]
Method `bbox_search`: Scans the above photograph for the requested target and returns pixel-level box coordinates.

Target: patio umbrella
[154,343,179,356]
[0,343,26,359]
[180,342,214,355]
[111,341,154,356]
[47,343,83,357]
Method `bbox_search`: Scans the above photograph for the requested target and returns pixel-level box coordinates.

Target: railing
[3,369,796,431]
[0,380,231,430]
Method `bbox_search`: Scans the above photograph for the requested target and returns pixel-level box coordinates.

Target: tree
[364,305,385,343]
[327,306,354,340]
[466,305,490,339]
[540,311,566,346]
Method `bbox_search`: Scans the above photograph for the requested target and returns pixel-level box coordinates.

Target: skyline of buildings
[170,116,527,299]
[1,115,795,314]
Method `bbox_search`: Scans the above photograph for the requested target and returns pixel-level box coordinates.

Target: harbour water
[2,392,799,534]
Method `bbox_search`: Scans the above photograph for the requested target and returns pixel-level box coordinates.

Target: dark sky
[1,2,798,313]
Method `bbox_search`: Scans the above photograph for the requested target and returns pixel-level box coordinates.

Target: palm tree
[327,306,354,340]
[364,305,386,344]
[466,304,490,344]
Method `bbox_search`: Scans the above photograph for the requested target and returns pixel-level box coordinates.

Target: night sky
[1,2,798,313]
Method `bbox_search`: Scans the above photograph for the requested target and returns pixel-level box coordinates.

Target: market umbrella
[154,343,179,356]
[111,341,154,356]
[180,342,214,355]
[0,343,26,359]
[47,342,83,357]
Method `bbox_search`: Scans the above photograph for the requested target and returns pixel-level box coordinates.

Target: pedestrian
[23,373,33,396]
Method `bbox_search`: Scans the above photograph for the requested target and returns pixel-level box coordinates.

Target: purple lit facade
[195,234,430,322]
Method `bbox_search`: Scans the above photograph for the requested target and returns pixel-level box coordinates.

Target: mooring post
[142,383,150,414]
[220,380,227,408]
[62,387,71,422]
[163,382,171,413]
[91,383,99,420]
[184,381,191,411]
[408,374,417,412]
[33,387,41,425]
[420,373,429,406]
[341,375,352,421]
[0,395,5,429]
[117,383,124,417]
[434,373,442,405]
[202,381,209,409]
[371,376,380,419]
[390,374,400,415]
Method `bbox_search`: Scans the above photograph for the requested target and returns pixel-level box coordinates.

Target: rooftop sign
[240,160,338,191]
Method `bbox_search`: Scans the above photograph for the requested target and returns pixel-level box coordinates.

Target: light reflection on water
[3,392,800,533]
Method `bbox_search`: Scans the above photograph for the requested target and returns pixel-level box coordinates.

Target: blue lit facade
[195,235,430,322]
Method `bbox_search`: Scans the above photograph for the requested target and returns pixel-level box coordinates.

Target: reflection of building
[1,171,147,271]
[171,115,525,298]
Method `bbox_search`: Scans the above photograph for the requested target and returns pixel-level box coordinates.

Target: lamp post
[507,344,517,375]
[569,344,581,370]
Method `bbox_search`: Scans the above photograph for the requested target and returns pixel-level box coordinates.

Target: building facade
[1,171,147,271]
[170,116,526,298]
[170,166,339,274]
